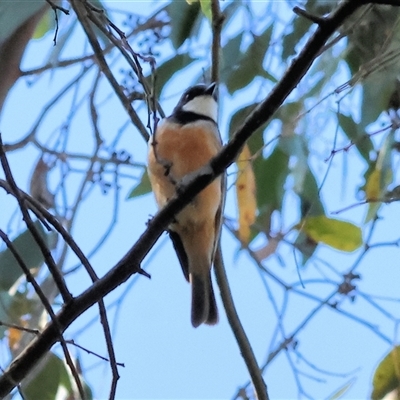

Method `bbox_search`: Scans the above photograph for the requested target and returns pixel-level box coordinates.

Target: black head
[173,83,217,113]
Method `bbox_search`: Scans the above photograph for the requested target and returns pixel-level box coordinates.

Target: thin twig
[211,0,224,84]
[45,0,69,15]
[0,230,85,399]
[0,138,86,399]
[0,322,39,336]
[66,340,124,367]
[0,136,72,304]
[214,247,269,400]
[70,0,150,141]
[0,176,122,399]
[210,2,267,398]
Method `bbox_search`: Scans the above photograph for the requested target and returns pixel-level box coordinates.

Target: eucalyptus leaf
[295,167,324,217]
[338,112,373,162]
[0,221,49,291]
[294,168,324,265]
[0,291,13,338]
[282,16,311,60]
[127,170,152,199]
[226,24,274,94]
[153,54,195,96]
[364,130,394,222]
[21,353,73,400]
[220,33,243,84]
[371,346,400,400]
[256,146,289,218]
[167,1,201,49]
[299,215,362,252]
[199,0,212,22]
[0,0,46,43]
[32,9,54,39]
[279,134,308,194]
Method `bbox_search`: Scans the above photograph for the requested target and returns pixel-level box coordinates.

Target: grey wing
[169,230,190,282]
[211,128,226,264]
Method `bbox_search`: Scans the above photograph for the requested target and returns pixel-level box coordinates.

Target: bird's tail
[190,271,218,328]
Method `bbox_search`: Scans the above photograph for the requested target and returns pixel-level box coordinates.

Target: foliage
[1,0,400,399]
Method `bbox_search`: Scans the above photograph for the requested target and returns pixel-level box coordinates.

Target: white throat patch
[182,96,218,122]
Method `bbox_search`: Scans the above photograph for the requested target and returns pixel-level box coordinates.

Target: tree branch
[211,0,224,83]
[210,2,267,399]
[214,248,269,400]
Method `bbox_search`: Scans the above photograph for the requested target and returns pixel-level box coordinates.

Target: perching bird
[147,82,225,327]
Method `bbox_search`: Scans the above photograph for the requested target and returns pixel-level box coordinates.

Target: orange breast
[153,121,220,175]
[148,120,222,225]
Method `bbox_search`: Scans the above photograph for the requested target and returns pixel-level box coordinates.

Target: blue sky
[1,2,400,399]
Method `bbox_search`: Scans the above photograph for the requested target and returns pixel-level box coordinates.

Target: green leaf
[22,353,73,400]
[343,7,400,129]
[127,170,152,199]
[199,0,212,22]
[8,289,36,319]
[364,130,394,222]
[0,291,13,338]
[153,54,195,96]
[0,1,46,42]
[361,74,397,130]
[338,112,373,162]
[275,102,308,194]
[220,33,243,83]
[294,231,318,266]
[259,147,289,211]
[220,1,242,25]
[226,24,275,94]
[299,215,362,252]
[229,104,257,139]
[305,0,335,15]
[294,168,325,265]
[167,1,201,49]
[0,221,49,291]
[296,167,324,217]
[371,346,400,400]
[32,9,54,39]
[306,46,341,99]
[255,146,290,233]
[279,133,308,194]
[327,378,356,400]
[282,15,311,60]
[344,7,400,76]
[275,100,303,130]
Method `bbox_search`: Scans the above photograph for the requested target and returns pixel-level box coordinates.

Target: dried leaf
[29,158,55,209]
[253,237,279,262]
[236,144,257,244]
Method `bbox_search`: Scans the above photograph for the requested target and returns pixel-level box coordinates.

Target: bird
[147,82,225,327]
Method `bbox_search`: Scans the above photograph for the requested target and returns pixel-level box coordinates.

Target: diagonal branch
[210,2,268,399]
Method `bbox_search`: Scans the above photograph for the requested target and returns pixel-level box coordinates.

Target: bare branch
[211,0,224,83]
[0,137,72,304]
[214,248,269,400]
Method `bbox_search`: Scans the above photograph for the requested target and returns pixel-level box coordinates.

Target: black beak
[205,82,217,100]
